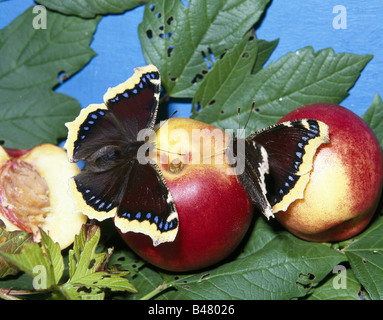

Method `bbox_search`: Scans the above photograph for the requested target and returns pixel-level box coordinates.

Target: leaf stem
[0,289,23,300]
[139,281,172,300]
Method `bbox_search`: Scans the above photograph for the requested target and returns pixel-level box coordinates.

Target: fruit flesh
[0,144,87,249]
[0,159,50,237]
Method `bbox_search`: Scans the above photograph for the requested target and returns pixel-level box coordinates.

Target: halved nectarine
[0,144,87,249]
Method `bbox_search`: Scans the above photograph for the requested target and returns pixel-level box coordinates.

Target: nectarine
[0,144,87,249]
[119,118,253,272]
[276,103,383,242]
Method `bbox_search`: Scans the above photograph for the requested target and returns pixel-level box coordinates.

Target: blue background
[1,0,382,117]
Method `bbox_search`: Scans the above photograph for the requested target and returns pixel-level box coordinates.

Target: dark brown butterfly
[226,112,330,219]
[65,65,178,246]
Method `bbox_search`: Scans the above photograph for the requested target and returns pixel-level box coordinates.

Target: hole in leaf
[195,102,202,112]
[58,71,68,84]
[77,286,92,293]
[167,45,174,58]
[150,4,155,11]
[254,107,260,114]
[219,50,227,59]
[296,281,312,290]
[201,48,216,70]
[208,99,216,106]
[241,52,250,59]
[220,110,225,114]
[199,273,210,282]
[159,32,172,39]
[362,258,368,264]
[168,73,178,82]
[201,51,212,70]
[117,256,125,261]
[174,276,179,280]
[159,24,164,31]
[166,16,174,25]
[88,259,96,269]
[191,73,204,84]
[146,29,153,40]
[295,272,315,290]
[180,0,190,7]
[208,47,216,63]
[155,12,162,18]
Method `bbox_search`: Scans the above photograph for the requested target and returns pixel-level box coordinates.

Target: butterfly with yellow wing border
[65,65,178,246]
[226,114,330,219]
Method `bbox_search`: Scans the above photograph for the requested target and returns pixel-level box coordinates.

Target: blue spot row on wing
[74,109,107,154]
[120,210,177,232]
[270,120,322,207]
[75,179,115,212]
[108,71,160,103]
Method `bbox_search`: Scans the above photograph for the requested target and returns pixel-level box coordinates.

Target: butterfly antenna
[169,109,179,118]
[203,147,228,161]
[243,101,256,130]
[154,109,179,134]
[155,147,186,156]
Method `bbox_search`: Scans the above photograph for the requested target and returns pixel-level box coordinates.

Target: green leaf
[107,249,162,300]
[305,268,362,300]
[344,216,383,300]
[60,282,106,300]
[138,0,271,97]
[362,94,383,147]
[0,229,63,289]
[65,225,137,299]
[251,38,279,74]
[0,226,33,278]
[68,270,135,291]
[159,218,345,300]
[0,7,98,148]
[192,31,259,116]
[40,230,64,285]
[35,0,145,18]
[193,46,372,132]
[68,225,107,282]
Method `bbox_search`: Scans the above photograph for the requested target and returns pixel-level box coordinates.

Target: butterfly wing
[227,135,273,218]
[249,119,330,214]
[65,65,179,245]
[114,160,178,246]
[65,65,160,163]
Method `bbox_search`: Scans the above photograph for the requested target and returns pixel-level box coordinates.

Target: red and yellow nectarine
[119,117,253,272]
[276,103,383,242]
